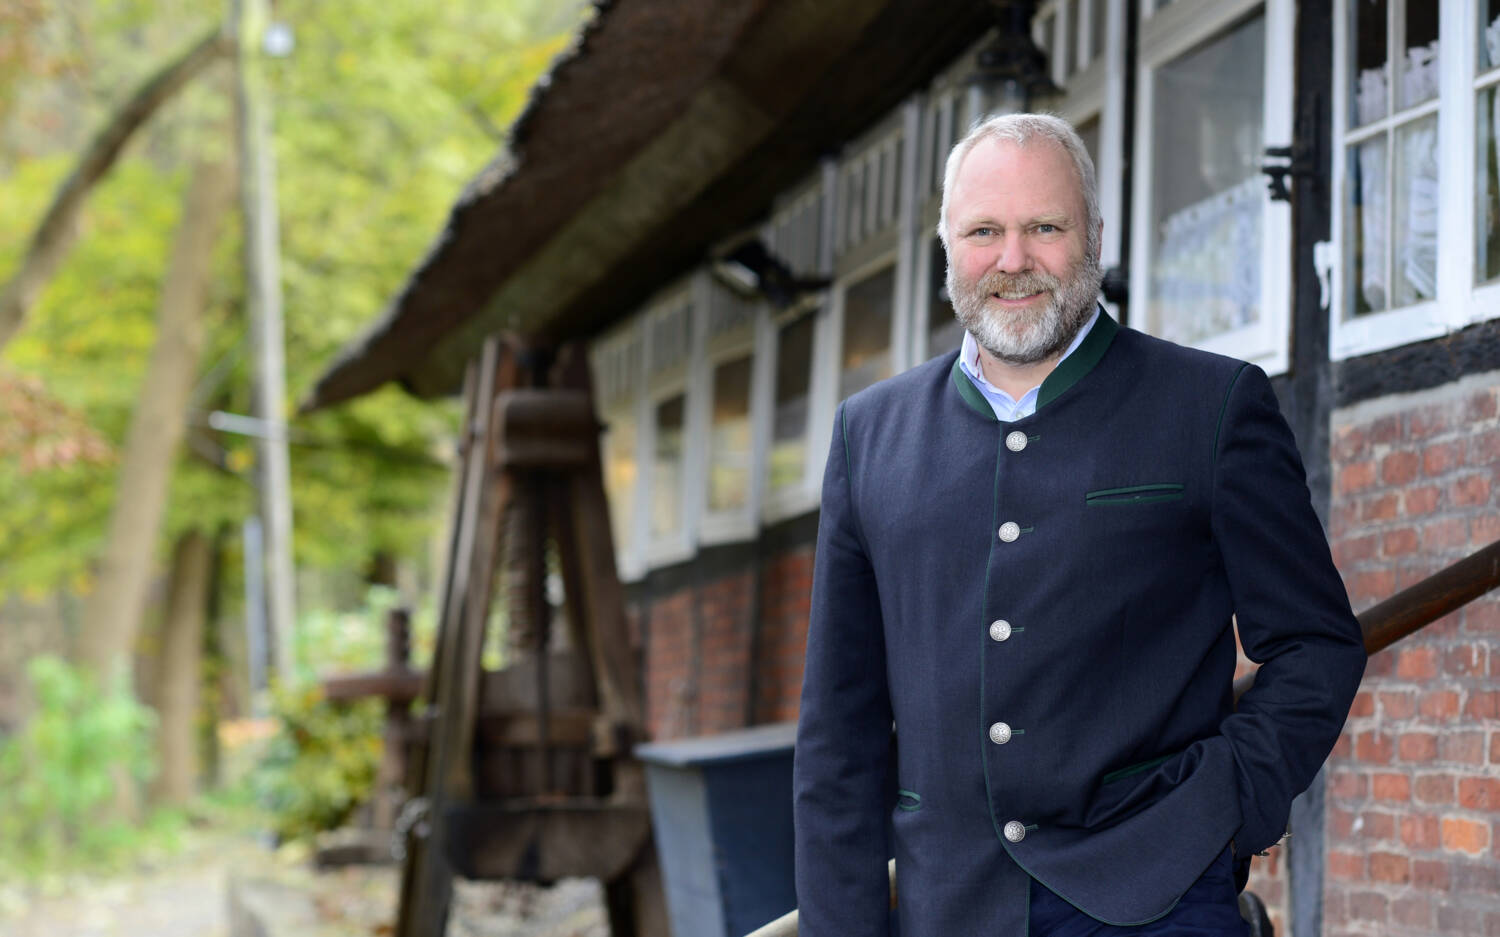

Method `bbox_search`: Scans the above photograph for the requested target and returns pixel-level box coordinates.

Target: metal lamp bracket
[1261,93,1324,203]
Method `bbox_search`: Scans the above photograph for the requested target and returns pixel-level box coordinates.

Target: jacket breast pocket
[1084,483,1184,507]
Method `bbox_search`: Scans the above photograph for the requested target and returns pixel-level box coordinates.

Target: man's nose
[992,232,1030,273]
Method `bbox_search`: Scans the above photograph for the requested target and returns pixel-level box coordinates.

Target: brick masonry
[1322,373,1500,937]
[633,545,814,742]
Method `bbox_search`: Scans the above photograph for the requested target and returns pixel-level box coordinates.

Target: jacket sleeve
[1211,364,1367,856]
[793,402,894,936]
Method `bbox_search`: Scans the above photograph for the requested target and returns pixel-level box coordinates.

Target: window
[1033,0,1127,318]
[1481,0,1500,282]
[650,393,685,538]
[698,273,762,542]
[591,322,645,580]
[838,265,896,400]
[707,355,753,512]
[1132,0,1292,373]
[1332,0,1500,358]
[1344,1,1438,318]
[926,239,964,358]
[760,167,839,524]
[1150,14,1265,345]
[770,313,815,492]
[640,287,696,564]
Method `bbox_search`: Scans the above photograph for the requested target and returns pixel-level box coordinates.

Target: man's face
[944,137,1102,366]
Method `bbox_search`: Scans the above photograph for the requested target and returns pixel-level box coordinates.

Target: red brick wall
[642,589,695,740]
[634,546,815,741]
[753,545,814,725]
[1323,377,1500,936]
[697,572,754,735]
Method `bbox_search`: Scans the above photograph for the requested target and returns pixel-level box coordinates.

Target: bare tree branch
[0,24,232,352]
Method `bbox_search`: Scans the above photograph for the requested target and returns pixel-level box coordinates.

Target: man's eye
[972,227,995,237]
[1036,224,1057,234]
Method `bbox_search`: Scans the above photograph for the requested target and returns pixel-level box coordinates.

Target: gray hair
[937,112,1100,260]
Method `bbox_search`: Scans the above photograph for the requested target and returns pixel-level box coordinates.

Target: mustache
[979,269,1061,298]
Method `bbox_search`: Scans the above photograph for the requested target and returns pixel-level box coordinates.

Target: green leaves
[0,655,158,876]
[0,0,587,599]
[250,681,384,843]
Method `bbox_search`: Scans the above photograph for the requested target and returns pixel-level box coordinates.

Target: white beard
[947,251,1103,366]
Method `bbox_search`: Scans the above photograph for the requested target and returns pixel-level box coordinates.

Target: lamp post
[231,0,297,686]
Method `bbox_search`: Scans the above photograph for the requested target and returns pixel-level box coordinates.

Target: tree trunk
[151,528,212,805]
[0,25,230,352]
[77,152,236,683]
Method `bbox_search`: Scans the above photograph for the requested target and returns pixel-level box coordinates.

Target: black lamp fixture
[970,0,1063,109]
[711,238,830,309]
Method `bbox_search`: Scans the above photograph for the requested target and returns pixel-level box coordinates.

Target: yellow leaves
[226,447,254,474]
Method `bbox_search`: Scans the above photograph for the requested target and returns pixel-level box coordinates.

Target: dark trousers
[1028,848,1250,936]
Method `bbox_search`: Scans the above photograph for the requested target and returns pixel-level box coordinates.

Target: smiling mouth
[992,291,1043,301]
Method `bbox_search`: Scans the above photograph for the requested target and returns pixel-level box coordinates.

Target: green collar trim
[948,309,1120,420]
[1037,309,1117,409]
[951,356,998,421]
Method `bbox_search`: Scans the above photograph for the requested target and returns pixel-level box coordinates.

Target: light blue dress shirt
[956,306,1101,422]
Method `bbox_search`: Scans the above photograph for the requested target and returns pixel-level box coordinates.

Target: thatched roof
[303,0,992,411]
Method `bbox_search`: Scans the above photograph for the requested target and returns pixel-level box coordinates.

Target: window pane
[1147,14,1264,346]
[1352,0,1389,127]
[1090,0,1107,62]
[1076,115,1101,172]
[928,239,964,358]
[651,394,685,538]
[1484,1,1500,72]
[1399,2,1439,109]
[1061,0,1078,77]
[1393,115,1438,307]
[1346,136,1389,317]
[1480,86,1500,282]
[839,266,894,399]
[771,315,814,491]
[1037,12,1055,55]
[708,356,753,513]
[603,414,636,553]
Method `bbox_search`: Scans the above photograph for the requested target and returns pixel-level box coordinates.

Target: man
[792,113,1366,935]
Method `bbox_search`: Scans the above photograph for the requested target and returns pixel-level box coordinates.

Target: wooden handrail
[751,537,1500,937]
[1233,537,1500,701]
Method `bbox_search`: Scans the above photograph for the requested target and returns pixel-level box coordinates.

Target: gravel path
[0,829,608,937]
[0,830,265,937]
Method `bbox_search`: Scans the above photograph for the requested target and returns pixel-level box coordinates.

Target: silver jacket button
[998,521,1020,542]
[1006,431,1028,452]
[1004,820,1027,843]
[989,619,1012,642]
[988,721,1012,745]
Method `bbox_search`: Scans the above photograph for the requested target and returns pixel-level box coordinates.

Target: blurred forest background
[0,0,589,891]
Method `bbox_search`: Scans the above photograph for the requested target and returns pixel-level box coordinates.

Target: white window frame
[640,280,699,569]
[591,320,648,583]
[696,274,765,546]
[760,302,831,525]
[1037,0,1130,308]
[829,254,901,410]
[1329,0,1500,359]
[1129,0,1293,375]
[910,77,972,367]
[761,162,838,526]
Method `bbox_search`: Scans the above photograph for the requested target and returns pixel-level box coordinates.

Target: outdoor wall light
[969,0,1061,110]
[710,239,829,309]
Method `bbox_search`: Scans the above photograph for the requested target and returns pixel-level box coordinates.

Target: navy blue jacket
[793,313,1365,935]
